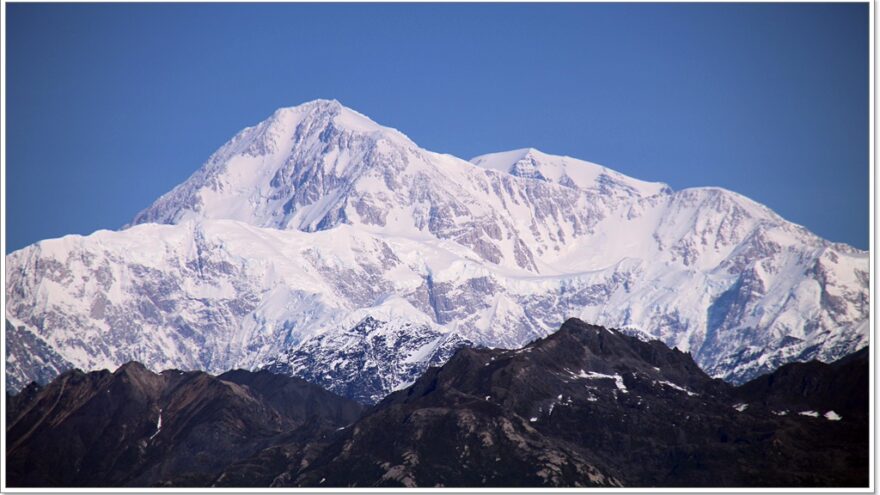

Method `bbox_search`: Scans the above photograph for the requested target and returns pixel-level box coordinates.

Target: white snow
[470,148,669,197]
[148,409,163,441]
[574,370,628,393]
[402,336,443,365]
[654,380,698,397]
[391,378,417,392]
[824,410,842,421]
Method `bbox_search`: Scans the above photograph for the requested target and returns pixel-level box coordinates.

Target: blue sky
[6,3,869,252]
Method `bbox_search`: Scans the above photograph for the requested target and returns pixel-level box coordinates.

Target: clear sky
[5,3,869,253]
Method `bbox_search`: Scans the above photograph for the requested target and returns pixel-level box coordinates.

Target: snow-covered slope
[470,147,669,198]
[264,314,473,404]
[5,99,869,401]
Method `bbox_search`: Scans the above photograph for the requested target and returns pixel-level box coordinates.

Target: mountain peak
[128,99,417,229]
[114,361,151,374]
[274,98,342,114]
[470,147,670,197]
[266,98,412,146]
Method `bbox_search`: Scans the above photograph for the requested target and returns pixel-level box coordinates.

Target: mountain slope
[9,321,866,487]
[733,347,869,419]
[6,363,361,487]
[263,315,474,404]
[279,319,867,487]
[5,99,868,401]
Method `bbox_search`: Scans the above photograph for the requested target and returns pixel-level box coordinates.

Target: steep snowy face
[5,99,869,401]
[130,99,415,231]
[129,100,674,274]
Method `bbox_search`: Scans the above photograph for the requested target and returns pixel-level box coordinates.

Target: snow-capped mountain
[264,315,473,404]
[5,99,869,401]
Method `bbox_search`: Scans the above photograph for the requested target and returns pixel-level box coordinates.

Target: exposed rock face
[5,319,73,392]
[281,319,868,488]
[8,320,865,487]
[5,99,868,402]
[733,347,869,418]
[5,363,361,487]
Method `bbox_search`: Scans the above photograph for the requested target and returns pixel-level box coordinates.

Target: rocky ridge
[6,319,868,487]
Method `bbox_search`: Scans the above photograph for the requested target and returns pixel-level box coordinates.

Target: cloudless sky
[6,3,869,253]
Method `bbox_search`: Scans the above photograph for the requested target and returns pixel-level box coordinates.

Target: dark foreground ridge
[6,364,362,487]
[6,319,868,487]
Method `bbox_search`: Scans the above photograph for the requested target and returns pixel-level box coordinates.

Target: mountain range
[6,319,868,487]
[4,99,869,404]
